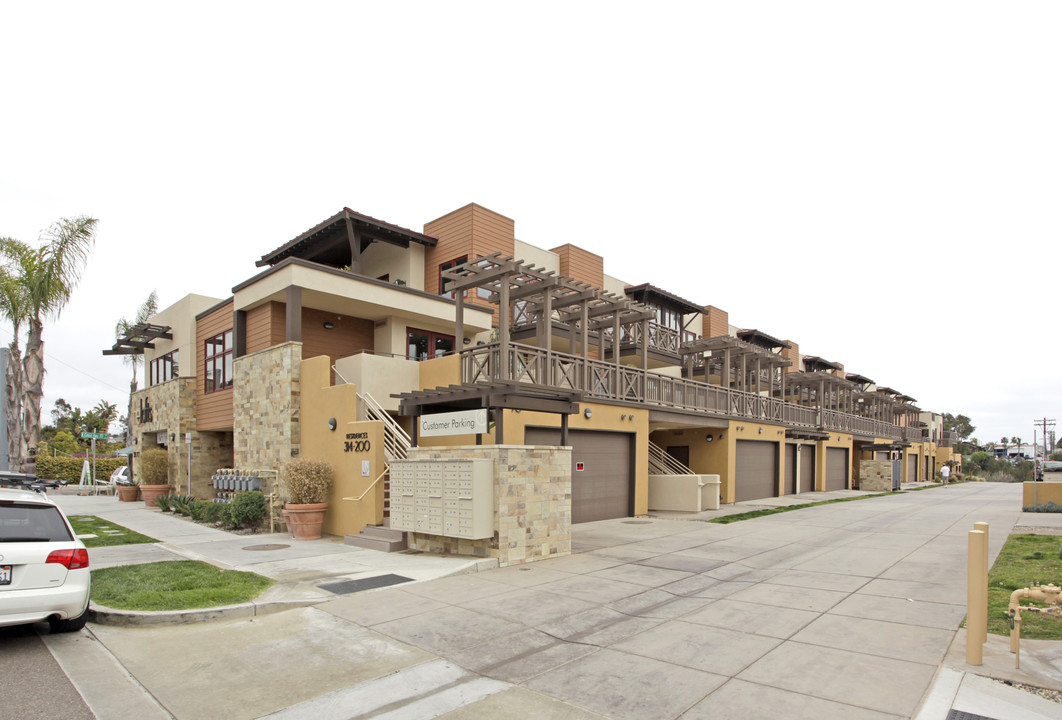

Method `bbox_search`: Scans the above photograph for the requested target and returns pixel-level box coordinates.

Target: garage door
[799,444,816,493]
[784,444,797,495]
[735,440,778,502]
[826,447,848,491]
[907,454,918,483]
[524,427,632,523]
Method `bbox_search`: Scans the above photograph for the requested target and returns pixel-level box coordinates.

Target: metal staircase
[648,440,696,475]
[345,391,412,553]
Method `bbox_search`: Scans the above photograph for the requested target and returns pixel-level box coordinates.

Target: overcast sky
[1,2,1058,447]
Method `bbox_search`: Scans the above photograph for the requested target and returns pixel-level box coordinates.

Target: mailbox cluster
[211,470,263,503]
[389,458,493,539]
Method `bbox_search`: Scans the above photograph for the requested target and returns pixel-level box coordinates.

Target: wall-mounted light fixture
[584,408,593,419]
[719,432,725,439]
[463,337,471,345]
[706,434,714,443]
[328,418,337,431]
[758,427,763,434]
[323,321,335,330]
[170,433,176,442]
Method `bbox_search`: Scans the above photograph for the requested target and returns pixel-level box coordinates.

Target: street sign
[80,432,108,440]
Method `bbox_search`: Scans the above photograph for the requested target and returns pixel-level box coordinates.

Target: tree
[942,413,975,442]
[0,216,97,473]
[84,400,117,435]
[1000,437,1009,457]
[1012,436,1022,455]
[0,259,28,470]
[114,290,158,444]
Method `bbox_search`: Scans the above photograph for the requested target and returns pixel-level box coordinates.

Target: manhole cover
[622,520,653,525]
[242,544,290,551]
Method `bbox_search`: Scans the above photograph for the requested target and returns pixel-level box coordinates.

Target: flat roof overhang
[396,383,581,417]
[232,258,493,333]
[785,428,831,441]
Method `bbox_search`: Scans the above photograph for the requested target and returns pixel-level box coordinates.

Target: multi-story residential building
[106,203,957,560]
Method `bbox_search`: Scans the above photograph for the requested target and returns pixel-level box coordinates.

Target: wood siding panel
[197,300,234,431]
[702,305,729,339]
[301,307,374,368]
[245,302,285,355]
[552,244,604,289]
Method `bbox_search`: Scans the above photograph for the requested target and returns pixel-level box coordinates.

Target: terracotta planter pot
[140,484,172,508]
[284,502,328,541]
[116,485,140,502]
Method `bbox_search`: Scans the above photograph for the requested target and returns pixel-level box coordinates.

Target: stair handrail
[648,440,696,475]
[342,464,390,503]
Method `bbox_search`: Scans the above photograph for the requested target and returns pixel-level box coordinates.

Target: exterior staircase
[342,389,412,552]
[344,520,407,552]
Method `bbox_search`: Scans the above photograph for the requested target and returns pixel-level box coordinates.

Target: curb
[88,597,323,627]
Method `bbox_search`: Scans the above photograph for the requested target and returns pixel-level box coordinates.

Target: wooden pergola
[679,335,792,396]
[443,253,656,370]
[784,370,859,412]
[102,323,173,356]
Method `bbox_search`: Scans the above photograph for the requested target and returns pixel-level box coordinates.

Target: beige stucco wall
[143,293,223,376]
[514,240,559,274]
[298,355,387,537]
[360,242,425,291]
[334,353,420,413]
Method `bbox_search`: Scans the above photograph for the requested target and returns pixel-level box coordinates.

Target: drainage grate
[242,544,291,551]
[947,711,1000,720]
[319,574,414,595]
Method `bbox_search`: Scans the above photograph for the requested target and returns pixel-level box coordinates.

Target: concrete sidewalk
[41,483,1062,719]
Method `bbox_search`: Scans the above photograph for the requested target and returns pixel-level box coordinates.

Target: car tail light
[46,548,90,569]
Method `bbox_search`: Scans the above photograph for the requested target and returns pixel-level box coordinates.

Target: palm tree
[0,262,28,470]
[0,216,97,473]
[115,290,158,444]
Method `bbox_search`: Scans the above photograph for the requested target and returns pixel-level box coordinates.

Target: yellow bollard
[974,522,989,646]
[967,530,986,665]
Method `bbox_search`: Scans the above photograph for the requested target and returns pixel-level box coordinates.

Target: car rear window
[0,503,73,542]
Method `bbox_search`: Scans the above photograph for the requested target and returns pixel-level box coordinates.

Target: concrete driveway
[52,482,1055,719]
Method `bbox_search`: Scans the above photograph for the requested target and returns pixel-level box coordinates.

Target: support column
[344,212,362,275]
[499,280,510,381]
[285,286,302,343]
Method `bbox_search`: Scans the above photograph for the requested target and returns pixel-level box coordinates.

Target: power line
[0,326,129,395]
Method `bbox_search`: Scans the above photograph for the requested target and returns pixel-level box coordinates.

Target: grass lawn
[91,561,275,611]
[988,534,1062,641]
[707,493,893,524]
[68,515,158,547]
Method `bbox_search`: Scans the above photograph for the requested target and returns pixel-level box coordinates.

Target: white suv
[0,486,91,632]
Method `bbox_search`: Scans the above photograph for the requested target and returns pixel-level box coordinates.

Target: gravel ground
[997,678,1062,704]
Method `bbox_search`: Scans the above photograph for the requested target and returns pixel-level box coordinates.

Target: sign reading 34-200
[344,432,371,453]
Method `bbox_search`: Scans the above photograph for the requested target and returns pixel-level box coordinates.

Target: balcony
[462,342,907,438]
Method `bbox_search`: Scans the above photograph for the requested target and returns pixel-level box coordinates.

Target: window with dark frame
[439,256,468,299]
[204,330,233,393]
[148,350,179,387]
[407,328,455,361]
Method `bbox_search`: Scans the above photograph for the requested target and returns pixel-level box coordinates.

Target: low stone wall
[859,459,894,492]
[406,445,572,567]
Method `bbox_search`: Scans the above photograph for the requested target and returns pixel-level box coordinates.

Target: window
[439,256,468,299]
[407,329,455,361]
[148,351,179,387]
[204,330,233,393]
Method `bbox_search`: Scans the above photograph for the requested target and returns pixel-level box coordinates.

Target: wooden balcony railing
[463,342,911,439]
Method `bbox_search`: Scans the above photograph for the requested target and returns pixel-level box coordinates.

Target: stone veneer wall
[859,459,894,492]
[129,377,196,484]
[233,342,301,471]
[406,445,572,567]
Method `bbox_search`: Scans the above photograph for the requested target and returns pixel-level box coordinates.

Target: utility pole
[1034,418,1055,461]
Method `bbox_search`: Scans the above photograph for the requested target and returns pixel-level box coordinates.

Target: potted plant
[114,466,139,502]
[138,448,172,507]
[282,459,333,541]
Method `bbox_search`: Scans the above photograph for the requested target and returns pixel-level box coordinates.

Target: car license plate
[0,565,10,585]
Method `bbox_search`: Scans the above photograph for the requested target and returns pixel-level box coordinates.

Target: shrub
[229,491,268,529]
[282,459,333,504]
[190,500,230,524]
[169,494,197,517]
[139,449,169,484]
[154,494,173,512]
[35,455,126,484]
[1023,502,1062,513]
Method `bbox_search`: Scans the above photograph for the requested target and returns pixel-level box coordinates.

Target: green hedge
[35,455,127,484]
